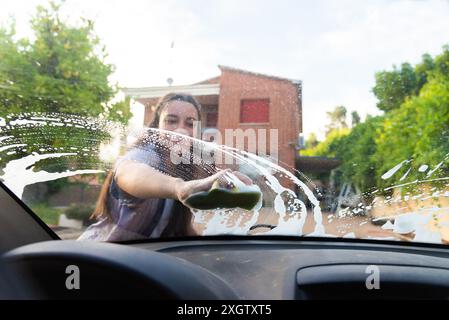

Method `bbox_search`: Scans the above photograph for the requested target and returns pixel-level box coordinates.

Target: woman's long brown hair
[91,93,202,237]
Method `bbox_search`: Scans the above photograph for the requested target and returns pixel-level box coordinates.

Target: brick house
[123,65,302,180]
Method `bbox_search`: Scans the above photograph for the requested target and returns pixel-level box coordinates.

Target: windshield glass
[1,0,448,244]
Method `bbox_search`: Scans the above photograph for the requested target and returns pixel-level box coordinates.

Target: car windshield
[1,0,448,245]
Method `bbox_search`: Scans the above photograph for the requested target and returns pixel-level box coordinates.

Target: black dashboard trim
[113,235,449,252]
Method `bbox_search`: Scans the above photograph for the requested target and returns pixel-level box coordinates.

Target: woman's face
[158,100,199,138]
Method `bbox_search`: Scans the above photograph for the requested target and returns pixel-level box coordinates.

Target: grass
[29,203,63,226]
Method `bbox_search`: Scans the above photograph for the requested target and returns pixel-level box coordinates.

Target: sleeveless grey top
[78,146,177,242]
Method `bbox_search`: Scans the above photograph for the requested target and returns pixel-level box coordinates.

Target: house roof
[194,75,221,85]
[122,65,302,99]
[218,65,302,85]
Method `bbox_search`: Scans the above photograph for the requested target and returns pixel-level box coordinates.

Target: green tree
[305,132,319,149]
[374,73,449,188]
[325,105,348,135]
[434,45,449,77]
[0,2,130,121]
[372,62,418,112]
[338,116,384,193]
[304,46,449,195]
[0,2,131,192]
[351,111,361,127]
[302,128,350,158]
[302,117,383,193]
[414,53,435,90]
[372,52,441,113]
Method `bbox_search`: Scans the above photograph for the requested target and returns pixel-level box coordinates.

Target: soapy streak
[383,177,449,191]
[0,152,103,198]
[207,142,323,236]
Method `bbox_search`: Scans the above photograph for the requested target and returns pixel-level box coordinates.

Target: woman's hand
[175,169,228,203]
[175,169,254,204]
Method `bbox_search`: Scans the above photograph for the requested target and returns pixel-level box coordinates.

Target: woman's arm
[114,160,231,203]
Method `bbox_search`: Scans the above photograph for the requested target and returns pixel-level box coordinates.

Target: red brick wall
[217,69,302,175]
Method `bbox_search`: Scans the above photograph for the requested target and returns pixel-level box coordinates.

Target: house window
[240,99,269,123]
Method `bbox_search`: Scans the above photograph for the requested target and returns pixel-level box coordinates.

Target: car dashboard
[133,237,449,299]
[2,236,449,300]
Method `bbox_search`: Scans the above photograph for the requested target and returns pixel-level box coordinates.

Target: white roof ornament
[122,84,220,99]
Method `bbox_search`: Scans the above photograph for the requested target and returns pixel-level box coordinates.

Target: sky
[1,0,449,138]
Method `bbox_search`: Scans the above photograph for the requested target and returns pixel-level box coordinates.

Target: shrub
[64,203,95,225]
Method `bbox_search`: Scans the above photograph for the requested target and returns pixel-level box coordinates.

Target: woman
[79,93,250,242]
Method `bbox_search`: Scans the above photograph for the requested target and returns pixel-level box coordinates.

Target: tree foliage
[303,118,383,192]
[303,45,449,193]
[374,73,449,188]
[0,2,131,188]
[0,1,130,122]
[325,105,348,135]
[350,111,361,127]
[302,128,350,158]
[304,132,319,149]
